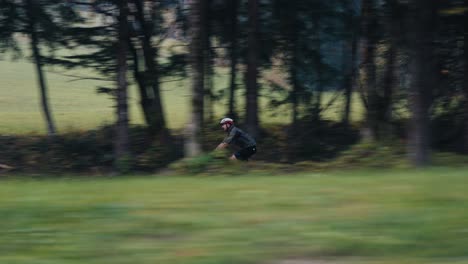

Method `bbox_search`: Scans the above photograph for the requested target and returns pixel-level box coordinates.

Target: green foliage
[431,104,465,153]
[0,126,180,174]
[169,154,216,174]
[114,154,134,175]
[432,152,468,166]
[330,140,410,169]
[0,131,110,173]
[2,120,467,175]
[134,140,178,171]
[168,150,244,175]
[257,121,360,162]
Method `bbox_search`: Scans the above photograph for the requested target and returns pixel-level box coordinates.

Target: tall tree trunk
[26,0,57,136]
[290,2,300,132]
[343,35,357,126]
[204,0,214,123]
[291,47,299,131]
[115,0,131,171]
[129,39,151,126]
[185,0,206,157]
[407,0,436,166]
[245,0,259,138]
[380,41,395,137]
[288,46,301,162]
[288,11,300,162]
[464,0,468,154]
[205,52,214,123]
[342,0,359,127]
[227,0,239,119]
[131,0,152,127]
[133,0,169,140]
[361,0,378,141]
[379,0,403,139]
[313,56,323,121]
[312,18,323,122]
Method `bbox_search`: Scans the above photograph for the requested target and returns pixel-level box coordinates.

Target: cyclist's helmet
[220,117,234,126]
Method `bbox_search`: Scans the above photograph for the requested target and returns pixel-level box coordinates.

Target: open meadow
[0,59,364,135]
[1,168,468,264]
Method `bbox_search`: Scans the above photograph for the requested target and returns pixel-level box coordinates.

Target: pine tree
[464,0,468,153]
[245,0,260,138]
[114,0,131,172]
[407,0,437,166]
[0,0,82,136]
[185,0,206,157]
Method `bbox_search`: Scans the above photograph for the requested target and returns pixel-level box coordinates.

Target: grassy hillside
[1,168,467,264]
[0,58,364,135]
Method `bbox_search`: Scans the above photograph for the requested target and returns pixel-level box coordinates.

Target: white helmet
[219,117,234,125]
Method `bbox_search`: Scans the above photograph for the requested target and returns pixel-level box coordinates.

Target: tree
[407,0,437,166]
[464,0,468,154]
[342,0,359,126]
[25,0,57,136]
[377,0,405,139]
[129,0,171,142]
[51,0,177,141]
[114,0,131,172]
[380,0,397,136]
[185,0,206,157]
[0,0,80,136]
[204,0,243,120]
[359,0,379,141]
[270,0,304,160]
[203,0,214,123]
[227,0,239,119]
[245,0,260,138]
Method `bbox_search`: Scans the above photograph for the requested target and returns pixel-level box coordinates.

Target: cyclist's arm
[216,142,229,150]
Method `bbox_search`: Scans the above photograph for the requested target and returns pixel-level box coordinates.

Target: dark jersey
[223,126,256,149]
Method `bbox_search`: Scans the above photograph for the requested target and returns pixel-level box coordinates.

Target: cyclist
[216,118,257,161]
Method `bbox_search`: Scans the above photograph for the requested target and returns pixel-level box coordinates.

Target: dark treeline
[1,0,467,173]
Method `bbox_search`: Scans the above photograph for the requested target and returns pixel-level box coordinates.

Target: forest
[0,0,467,174]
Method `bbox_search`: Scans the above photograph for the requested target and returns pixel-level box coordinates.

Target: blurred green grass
[1,168,468,264]
[0,59,364,135]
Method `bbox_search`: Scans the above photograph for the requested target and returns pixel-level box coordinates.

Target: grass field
[1,168,467,264]
[0,58,364,135]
